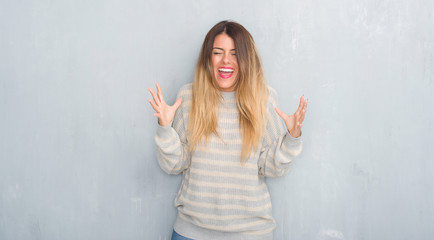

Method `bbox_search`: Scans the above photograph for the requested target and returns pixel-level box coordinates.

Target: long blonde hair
[188,20,269,163]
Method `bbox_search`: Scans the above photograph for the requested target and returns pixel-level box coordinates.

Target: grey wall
[1,0,433,239]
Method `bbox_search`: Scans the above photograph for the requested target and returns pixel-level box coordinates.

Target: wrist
[158,119,171,127]
[288,129,301,138]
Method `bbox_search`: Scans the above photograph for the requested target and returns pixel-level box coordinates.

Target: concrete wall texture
[1,0,433,239]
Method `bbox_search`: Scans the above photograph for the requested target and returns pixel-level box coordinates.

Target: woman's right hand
[148,83,182,127]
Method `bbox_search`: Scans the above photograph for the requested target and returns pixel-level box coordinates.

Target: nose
[223,52,230,64]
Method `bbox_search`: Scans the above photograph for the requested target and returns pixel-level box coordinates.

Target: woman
[148,20,308,240]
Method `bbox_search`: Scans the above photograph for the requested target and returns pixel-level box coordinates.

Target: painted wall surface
[1,0,433,239]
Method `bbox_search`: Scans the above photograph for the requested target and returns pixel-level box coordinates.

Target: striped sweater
[155,83,303,240]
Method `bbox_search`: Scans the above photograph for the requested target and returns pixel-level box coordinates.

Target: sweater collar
[221,91,236,100]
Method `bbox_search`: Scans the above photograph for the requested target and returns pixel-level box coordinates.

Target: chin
[215,79,236,92]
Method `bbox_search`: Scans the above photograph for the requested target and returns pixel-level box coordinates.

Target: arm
[258,89,307,178]
[148,84,190,175]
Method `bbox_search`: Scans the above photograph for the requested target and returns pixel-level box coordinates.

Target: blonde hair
[188,20,269,163]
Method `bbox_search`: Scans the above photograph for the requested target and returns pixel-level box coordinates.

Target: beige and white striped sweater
[155,83,303,240]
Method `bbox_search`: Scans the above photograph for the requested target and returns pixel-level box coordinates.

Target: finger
[299,99,308,123]
[299,95,305,110]
[156,83,164,103]
[299,110,306,123]
[275,107,287,120]
[297,95,308,118]
[295,95,304,116]
[148,88,160,106]
[148,99,159,112]
[294,112,303,129]
[293,121,302,132]
[172,97,183,110]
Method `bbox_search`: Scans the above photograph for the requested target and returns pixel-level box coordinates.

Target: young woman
[148,20,308,240]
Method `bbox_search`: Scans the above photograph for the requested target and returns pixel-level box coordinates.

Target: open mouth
[218,67,234,79]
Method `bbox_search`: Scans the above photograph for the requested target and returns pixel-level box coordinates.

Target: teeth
[218,68,234,73]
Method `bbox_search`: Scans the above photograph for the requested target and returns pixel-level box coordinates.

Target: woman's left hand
[275,95,308,138]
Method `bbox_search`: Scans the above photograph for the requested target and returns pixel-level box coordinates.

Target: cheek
[211,57,219,70]
[233,59,239,71]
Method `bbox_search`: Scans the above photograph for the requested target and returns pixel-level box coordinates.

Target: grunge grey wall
[1,0,433,239]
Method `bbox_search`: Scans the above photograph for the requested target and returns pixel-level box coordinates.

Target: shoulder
[263,85,286,142]
[175,83,193,113]
[177,83,193,101]
[267,85,279,108]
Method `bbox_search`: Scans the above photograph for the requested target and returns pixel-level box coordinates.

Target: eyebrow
[213,47,236,51]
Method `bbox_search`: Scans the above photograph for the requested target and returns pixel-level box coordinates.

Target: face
[211,33,239,92]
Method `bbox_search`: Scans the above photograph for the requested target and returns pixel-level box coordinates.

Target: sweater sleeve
[154,87,191,175]
[258,88,303,178]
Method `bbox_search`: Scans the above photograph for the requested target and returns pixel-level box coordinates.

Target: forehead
[213,33,235,49]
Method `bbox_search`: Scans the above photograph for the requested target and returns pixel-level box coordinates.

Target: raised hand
[275,95,308,138]
[148,83,182,127]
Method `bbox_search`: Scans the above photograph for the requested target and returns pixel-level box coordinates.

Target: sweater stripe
[195,145,243,157]
[190,167,258,181]
[183,187,270,201]
[191,156,256,169]
[188,178,265,191]
[179,194,272,212]
[178,212,272,232]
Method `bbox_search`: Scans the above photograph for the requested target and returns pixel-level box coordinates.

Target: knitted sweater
[155,83,303,240]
